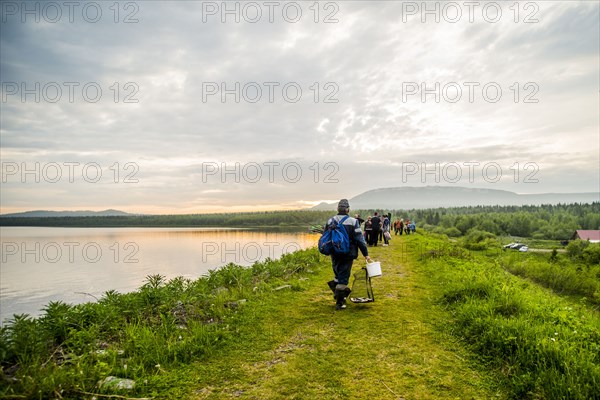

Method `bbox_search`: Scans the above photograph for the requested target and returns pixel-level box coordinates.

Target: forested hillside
[2,204,598,241]
[408,203,600,239]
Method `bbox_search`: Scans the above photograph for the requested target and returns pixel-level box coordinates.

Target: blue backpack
[318,215,351,256]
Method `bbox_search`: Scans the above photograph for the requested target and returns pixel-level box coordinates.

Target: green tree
[566,239,589,260]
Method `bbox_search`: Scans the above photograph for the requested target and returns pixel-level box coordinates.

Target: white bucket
[366,261,382,277]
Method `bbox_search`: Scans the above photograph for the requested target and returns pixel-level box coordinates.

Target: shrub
[582,243,600,265]
[566,239,589,260]
[462,229,497,250]
[549,248,558,263]
[443,227,462,237]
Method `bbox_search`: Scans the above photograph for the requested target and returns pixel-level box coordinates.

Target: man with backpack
[319,199,371,310]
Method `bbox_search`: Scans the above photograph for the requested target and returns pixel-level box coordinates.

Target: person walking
[381,214,390,241]
[382,214,391,246]
[355,214,364,227]
[409,221,416,233]
[325,199,371,310]
[364,216,373,246]
[370,212,381,246]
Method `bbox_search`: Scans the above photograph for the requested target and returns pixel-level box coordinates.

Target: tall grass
[499,251,600,306]
[413,234,600,400]
[0,248,321,398]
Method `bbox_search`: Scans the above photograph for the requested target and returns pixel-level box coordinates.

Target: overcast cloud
[1,1,598,213]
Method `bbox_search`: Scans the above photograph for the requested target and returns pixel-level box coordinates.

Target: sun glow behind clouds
[0,1,598,213]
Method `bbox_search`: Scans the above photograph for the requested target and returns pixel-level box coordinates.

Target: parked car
[503,243,528,251]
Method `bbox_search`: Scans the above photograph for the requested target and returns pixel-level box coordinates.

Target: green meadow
[1,229,599,399]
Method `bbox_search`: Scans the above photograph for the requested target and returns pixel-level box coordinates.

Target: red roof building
[572,230,600,243]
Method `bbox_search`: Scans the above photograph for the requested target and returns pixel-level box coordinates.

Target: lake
[0,227,319,324]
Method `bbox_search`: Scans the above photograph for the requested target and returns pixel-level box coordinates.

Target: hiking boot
[342,287,352,299]
[327,280,337,293]
[327,280,338,299]
[334,287,352,310]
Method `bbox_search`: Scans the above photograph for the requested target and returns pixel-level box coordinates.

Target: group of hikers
[354,212,416,247]
[319,198,417,311]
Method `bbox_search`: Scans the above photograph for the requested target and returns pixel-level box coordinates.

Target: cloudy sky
[1,1,598,214]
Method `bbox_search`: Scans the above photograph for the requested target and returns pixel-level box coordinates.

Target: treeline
[409,203,600,239]
[2,203,599,240]
[0,210,334,228]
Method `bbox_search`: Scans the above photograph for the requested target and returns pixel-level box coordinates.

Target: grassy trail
[3,232,596,398]
[184,236,504,399]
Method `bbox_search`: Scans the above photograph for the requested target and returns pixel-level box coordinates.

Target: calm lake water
[0,227,319,324]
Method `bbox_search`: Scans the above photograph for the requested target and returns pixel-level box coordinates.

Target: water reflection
[0,227,318,323]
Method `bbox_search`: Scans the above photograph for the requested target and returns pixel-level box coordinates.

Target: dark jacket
[371,216,381,231]
[325,214,369,259]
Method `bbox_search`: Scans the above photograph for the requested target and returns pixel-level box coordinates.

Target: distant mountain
[312,202,334,210]
[312,186,600,210]
[1,209,134,218]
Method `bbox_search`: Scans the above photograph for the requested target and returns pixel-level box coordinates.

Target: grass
[2,231,599,399]
[413,233,600,399]
[178,235,502,399]
[0,250,320,398]
[497,251,600,306]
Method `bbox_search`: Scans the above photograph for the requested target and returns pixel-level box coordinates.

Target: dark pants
[365,230,372,245]
[370,228,380,246]
[331,255,354,285]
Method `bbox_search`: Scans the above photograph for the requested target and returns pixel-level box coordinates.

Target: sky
[1,0,599,214]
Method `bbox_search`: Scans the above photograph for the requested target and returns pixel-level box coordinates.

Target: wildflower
[155,364,161,368]
[551,338,556,342]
